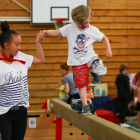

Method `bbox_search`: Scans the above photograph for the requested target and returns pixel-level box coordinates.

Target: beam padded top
[50,99,140,140]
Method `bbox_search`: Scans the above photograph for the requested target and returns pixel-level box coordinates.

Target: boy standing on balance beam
[41,5,112,115]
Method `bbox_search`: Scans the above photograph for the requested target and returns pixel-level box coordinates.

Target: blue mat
[91,96,116,113]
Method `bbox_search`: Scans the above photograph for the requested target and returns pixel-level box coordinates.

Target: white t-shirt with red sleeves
[59,23,104,66]
[0,51,33,115]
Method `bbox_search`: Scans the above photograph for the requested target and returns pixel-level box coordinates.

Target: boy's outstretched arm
[102,35,112,59]
[44,29,61,36]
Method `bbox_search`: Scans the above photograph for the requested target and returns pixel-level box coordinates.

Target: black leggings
[130,89,134,101]
[67,93,80,104]
[118,100,128,123]
[0,106,27,140]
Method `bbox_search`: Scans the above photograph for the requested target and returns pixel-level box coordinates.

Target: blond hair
[71,5,93,24]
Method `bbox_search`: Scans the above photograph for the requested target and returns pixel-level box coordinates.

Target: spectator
[115,64,131,127]
[59,63,80,104]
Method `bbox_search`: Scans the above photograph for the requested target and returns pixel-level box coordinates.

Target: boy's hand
[106,50,112,59]
[36,30,47,43]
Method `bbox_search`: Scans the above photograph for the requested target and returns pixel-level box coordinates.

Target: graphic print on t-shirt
[0,71,28,107]
[4,71,22,84]
[73,34,90,58]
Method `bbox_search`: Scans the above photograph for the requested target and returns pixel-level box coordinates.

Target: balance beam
[50,99,140,140]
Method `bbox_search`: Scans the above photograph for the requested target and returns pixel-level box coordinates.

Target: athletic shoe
[82,105,91,115]
[90,72,101,84]
[120,123,130,127]
[71,99,93,112]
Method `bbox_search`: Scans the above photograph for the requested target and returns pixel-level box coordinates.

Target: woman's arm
[64,83,69,94]
[32,31,45,64]
[32,29,61,64]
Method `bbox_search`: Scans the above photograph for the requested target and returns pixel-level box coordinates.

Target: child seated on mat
[40,5,112,115]
[56,78,68,102]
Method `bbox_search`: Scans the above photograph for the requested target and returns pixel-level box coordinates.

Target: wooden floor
[24,110,88,140]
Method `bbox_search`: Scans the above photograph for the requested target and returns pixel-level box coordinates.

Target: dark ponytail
[1,21,10,32]
[0,21,19,49]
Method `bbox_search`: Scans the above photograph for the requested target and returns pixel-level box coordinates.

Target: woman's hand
[36,30,47,43]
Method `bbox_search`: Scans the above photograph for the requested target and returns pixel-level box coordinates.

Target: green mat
[117,123,140,134]
[127,124,140,134]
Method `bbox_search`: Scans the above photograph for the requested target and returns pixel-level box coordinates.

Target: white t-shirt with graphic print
[0,51,33,115]
[59,23,104,66]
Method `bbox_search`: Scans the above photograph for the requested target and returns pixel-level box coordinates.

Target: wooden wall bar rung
[1,0,30,3]
[89,4,140,10]
[18,43,140,50]
[1,11,140,17]
[1,4,140,10]
[17,30,140,37]
[40,56,140,63]
[27,69,140,77]
[22,49,140,56]
[1,22,140,30]
[28,61,140,71]
[1,0,140,3]
[90,0,140,3]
